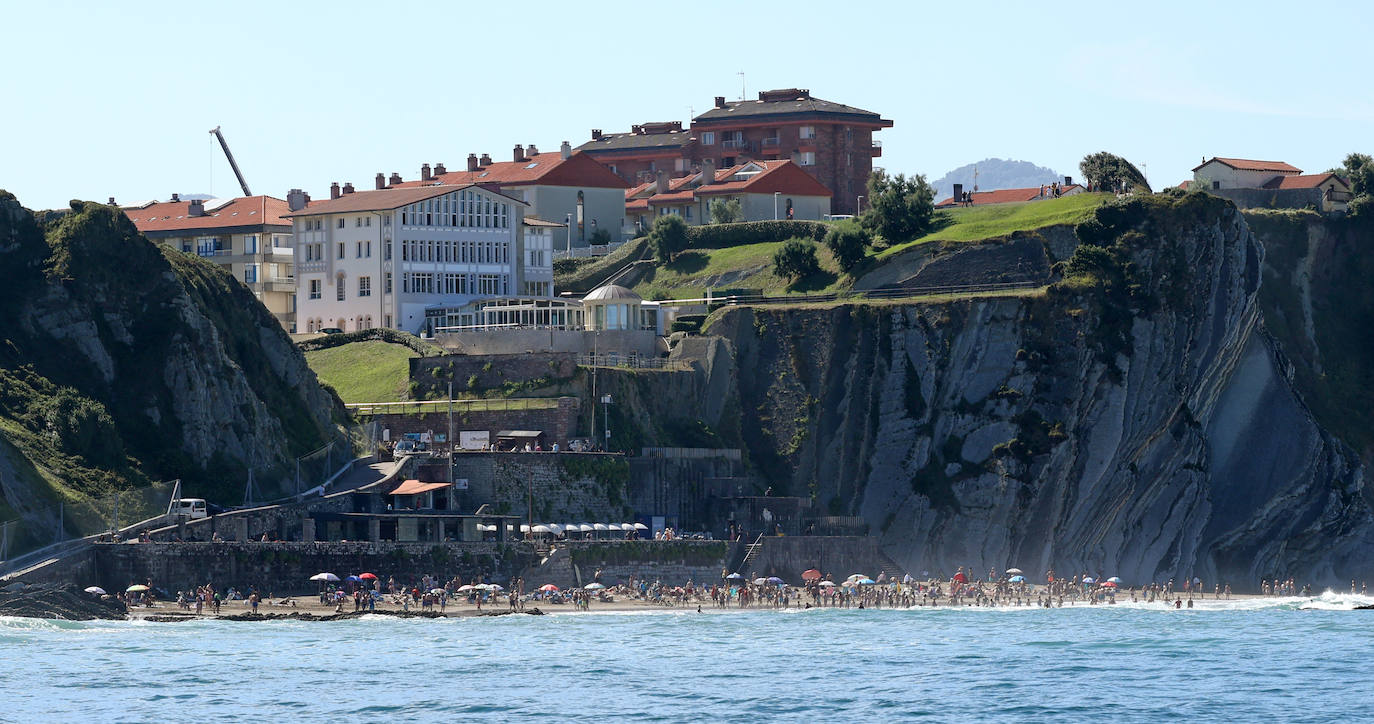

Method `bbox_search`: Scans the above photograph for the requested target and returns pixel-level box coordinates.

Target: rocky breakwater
[708,192,1374,586]
[0,583,127,620]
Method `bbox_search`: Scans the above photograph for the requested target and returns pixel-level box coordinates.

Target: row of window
[305,315,388,333]
[403,272,507,296]
[699,126,821,146]
[400,192,510,229]
[401,238,509,264]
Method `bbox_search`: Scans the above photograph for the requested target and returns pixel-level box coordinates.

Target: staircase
[873,547,908,582]
[736,534,766,573]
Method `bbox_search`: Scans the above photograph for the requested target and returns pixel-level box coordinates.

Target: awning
[391,480,453,496]
[495,430,543,439]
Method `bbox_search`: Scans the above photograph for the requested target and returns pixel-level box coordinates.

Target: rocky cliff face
[705,193,1374,586]
[0,192,341,512]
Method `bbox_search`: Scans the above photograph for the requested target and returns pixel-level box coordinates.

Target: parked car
[393,440,428,455]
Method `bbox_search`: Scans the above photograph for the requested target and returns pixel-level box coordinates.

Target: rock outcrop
[705,192,1374,586]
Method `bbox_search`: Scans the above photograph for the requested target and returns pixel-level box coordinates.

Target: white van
[171,498,208,519]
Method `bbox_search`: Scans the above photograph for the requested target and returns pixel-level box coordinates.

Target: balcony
[871,139,883,157]
[761,137,781,148]
[722,138,750,150]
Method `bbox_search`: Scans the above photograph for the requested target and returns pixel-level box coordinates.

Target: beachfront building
[580,87,893,215]
[624,159,832,231]
[935,183,1085,208]
[1190,158,1352,213]
[361,143,628,250]
[285,184,560,335]
[123,194,296,331]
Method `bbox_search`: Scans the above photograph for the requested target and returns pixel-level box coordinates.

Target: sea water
[3,592,1374,722]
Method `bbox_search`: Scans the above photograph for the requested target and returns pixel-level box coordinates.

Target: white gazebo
[582,285,649,331]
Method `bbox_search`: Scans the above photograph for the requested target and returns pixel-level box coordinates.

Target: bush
[860,170,935,244]
[823,220,871,272]
[670,314,707,334]
[589,227,613,245]
[686,220,828,249]
[648,214,690,262]
[709,198,743,224]
[553,257,592,276]
[296,327,446,356]
[772,238,820,281]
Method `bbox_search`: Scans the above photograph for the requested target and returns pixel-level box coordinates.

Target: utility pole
[590,330,598,448]
[447,382,454,485]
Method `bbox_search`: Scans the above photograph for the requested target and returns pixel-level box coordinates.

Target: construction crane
[208,125,252,196]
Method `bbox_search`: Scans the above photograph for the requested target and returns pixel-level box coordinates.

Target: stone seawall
[93,541,536,595]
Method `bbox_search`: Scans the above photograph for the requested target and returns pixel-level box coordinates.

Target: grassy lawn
[305,340,418,403]
[635,241,849,299]
[877,193,1109,259]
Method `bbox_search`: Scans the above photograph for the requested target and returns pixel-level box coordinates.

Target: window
[385,272,392,294]
[309,279,321,299]
[356,217,362,227]
[359,276,371,297]
[385,241,392,260]
[356,241,362,258]
[337,242,345,259]
[244,265,258,284]
[799,152,816,166]
[366,241,372,258]
[337,218,345,229]
[336,276,346,301]
[244,234,258,254]
[702,131,715,145]
[384,314,392,328]
[800,126,816,140]
[384,216,390,226]
[366,217,372,227]
[845,127,853,143]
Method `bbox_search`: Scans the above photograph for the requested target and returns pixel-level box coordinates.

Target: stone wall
[435,329,658,356]
[451,452,632,521]
[1211,187,1325,212]
[410,353,578,397]
[93,541,534,594]
[370,398,581,448]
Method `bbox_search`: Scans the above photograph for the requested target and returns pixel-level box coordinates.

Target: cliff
[0,192,342,528]
[703,192,1374,586]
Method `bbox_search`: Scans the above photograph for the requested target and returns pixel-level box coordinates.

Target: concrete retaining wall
[371,398,581,448]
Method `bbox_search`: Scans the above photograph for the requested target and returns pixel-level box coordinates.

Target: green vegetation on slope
[878,193,1109,258]
[305,340,419,403]
[633,241,847,299]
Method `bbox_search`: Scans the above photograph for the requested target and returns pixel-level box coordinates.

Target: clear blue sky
[2,1,1370,209]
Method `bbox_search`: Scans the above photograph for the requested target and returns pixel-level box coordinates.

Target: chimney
[561,141,572,160]
[420,163,431,181]
[188,199,205,217]
[376,173,386,190]
[342,182,355,195]
[287,189,308,212]
[389,172,402,185]
[591,129,603,140]
[655,170,669,195]
[952,183,963,201]
[107,197,116,205]
[171,192,180,202]
[467,153,479,172]
[527,143,538,157]
[701,158,716,185]
[1064,176,1073,186]
[330,182,341,200]
[514,144,525,162]
[434,162,446,175]
[714,96,726,108]
[479,153,492,167]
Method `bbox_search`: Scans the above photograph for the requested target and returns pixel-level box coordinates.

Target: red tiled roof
[391,151,629,190]
[125,195,291,232]
[695,160,833,197]
[1193,157,1301,174]
[1262,173,1349,190]
[281,185,525,217]
[935,185,1083,207]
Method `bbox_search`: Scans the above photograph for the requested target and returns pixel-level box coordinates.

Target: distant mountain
[931,158,1065,200]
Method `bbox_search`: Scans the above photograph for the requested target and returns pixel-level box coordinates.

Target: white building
[285,184,556,335]
[1191,157,1302,190]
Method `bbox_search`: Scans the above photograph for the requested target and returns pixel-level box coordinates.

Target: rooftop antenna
[738,71,746,100]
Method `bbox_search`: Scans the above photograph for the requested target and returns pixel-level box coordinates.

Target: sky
[2,0,1371,209]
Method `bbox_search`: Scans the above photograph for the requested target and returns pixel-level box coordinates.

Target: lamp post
[774,192,780,220]
[856,195,864,215]
[565,213,572,255]
[601,394,612,452]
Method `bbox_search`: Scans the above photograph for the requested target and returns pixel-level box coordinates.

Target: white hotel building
[285,184,555,335]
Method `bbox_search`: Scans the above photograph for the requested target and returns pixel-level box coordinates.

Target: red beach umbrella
[540,584,559,592]
[802,569,822,581]
[952,572,967,583]
[358,573,378,580]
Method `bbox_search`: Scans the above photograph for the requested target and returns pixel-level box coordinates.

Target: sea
[3,592,1373,722]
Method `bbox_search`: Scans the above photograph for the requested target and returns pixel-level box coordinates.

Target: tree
[1079,152,1152,194]
[772,238,820,281]
[589,227,612,245]
[860,170,935,244]
[709,198,743,224]
[648,214,689,262]
[1331,153,1374,216]
[823,220,871,273]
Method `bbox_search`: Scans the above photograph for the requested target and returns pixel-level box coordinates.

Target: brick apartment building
[578,88,892,215]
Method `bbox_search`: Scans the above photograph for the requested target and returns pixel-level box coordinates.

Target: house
[372,143,628,249]
[284,184,556,335]
[580,88,892,215]
[935,182,1084,208]
[624,159,832,231]
[123,194,296,332]
[1191,158,1351,212]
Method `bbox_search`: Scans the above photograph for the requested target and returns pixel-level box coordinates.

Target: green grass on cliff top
[304,340,416,404]
[877,192,1110,258]
[633,241,848,299]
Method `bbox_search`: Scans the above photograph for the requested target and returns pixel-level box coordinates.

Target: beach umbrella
[818,580,836,587]
[488,584,504,591]
[1009,575,1025,583]
[857,578,877,585]
[1005,568,1025,575]
[767,577,785,585]
[593,523,610,531]
[1082,577,1097,584]
[578,524,595,533]
[802,569,822,581]
[1100,581,1118,588]
[952,572,967,583]
[633,523,648,530]
[520,524,531,533]
[126,584,149,592]
[584,583,606,590]
[309,573,339,582]
[457,585,475,592]
[548,524,564,534]
[753,577,768,585]
[726,573,745,580]
[540,584,560,592]
[346,575,362,582]
[1107,577,1122,584]
[619,523,636,531]
[430,588,446,595]
[84,586,106,595]
[358,573,378,580]
[848,573,868,582]
[531,525,552,534]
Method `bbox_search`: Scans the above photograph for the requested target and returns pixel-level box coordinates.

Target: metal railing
[649,280,1045,310]
[577,354,691,370]
[347,398,562,416]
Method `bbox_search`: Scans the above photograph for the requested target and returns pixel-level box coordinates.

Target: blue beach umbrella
[1009,575,1025,583]
[346,575,362,582]
[1082,577,1097,584]
[726,573,745,580]
[1107,577,1122,584]
[857,578,877,585]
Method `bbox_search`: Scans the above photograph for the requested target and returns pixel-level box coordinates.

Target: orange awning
[390,480,453,496]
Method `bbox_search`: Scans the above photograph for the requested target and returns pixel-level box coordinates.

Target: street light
[774,192,780,220]
[857,195,864,215]
[601,394,612,451]
[565,213,572,255]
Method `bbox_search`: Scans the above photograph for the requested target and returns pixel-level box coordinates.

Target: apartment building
[123,195,296,331]
[624,159,832,230]
[285,184,551,335]
[579,88,892,215]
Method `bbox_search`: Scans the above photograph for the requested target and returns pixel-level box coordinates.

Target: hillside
[931,158,1065,200]
[305,340,419,403]
[0,192,343,543]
